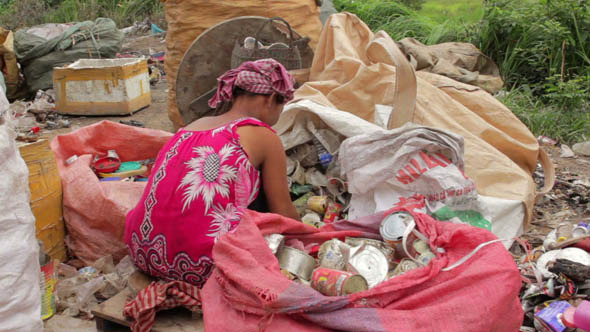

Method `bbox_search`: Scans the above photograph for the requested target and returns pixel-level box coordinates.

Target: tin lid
[348,245,388,288]
[342,274,368,295]
[380,211,414,242]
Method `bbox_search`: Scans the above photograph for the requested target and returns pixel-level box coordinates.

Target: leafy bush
[543,74,590,112]
[333,0,470,44]
[0,0,165,30]
[499,87,590,144]
[474,0,590,88]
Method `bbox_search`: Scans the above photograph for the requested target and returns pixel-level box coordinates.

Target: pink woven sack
[50,121,172,264]
[201,208,523,331]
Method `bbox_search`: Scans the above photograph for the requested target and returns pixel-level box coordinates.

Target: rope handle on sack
[401,221,511,272]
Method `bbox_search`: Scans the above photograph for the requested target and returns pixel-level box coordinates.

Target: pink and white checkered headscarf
[208,59,295,108]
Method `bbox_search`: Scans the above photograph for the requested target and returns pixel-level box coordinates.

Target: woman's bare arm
[238,126,300,220]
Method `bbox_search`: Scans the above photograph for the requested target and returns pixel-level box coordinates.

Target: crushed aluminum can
[347,244,388,289]
[307,196,328,215]
[389,259,420,278]
[345,237,395,268]
[311,267,368,296]
[380,211,414,247]
[277,246,316,281]
[318,239,350,270]
[264,234,285,255]
[323,201,342,223]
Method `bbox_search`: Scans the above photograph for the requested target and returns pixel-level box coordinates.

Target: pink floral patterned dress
[125,117,272,288]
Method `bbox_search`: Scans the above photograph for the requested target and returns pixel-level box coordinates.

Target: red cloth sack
[50,121,172,264]
[201,209,523,331]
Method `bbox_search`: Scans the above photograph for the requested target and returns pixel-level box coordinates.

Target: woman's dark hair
[213,86,285,115]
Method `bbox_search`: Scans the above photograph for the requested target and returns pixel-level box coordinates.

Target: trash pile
[513,222,590,331]
[267,211,436,296]
[286,125,348,227]
[10,89,70,142]
[39,240,136,319]
[68,149,155,182]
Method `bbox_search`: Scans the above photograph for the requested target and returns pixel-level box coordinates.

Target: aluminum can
[347,244,388,288]
[307,196,328,215]
[264,234,285,255]
[318,239,350,270]
[379,211,414,247]
[323,201,342,223]
[277,246,316,281]
[311,268,368,296]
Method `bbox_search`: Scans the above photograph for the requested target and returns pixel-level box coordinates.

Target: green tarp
[14,18,123,93]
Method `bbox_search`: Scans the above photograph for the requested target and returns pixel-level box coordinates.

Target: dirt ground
[525,145,590,247]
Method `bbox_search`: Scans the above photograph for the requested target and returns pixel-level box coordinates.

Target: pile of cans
[266,211,437,296]
[285,127,350,227]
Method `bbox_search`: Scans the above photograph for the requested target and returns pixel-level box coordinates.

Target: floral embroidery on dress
[206,203,242,242]
[179,143,238,213]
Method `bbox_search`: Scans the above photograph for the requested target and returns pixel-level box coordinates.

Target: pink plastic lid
[562,306,576,328]
[574,300,590,330]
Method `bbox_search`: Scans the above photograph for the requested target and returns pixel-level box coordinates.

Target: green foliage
[399,0,426,10]
[543,74,590,112]
[500,87,590,144]
[0,0,49,29]
[420,0,483,24]
[0,0,165,30]
[333,0,471,45]
[474,0,590,88]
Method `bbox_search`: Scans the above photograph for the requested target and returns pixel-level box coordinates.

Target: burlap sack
[398,38,504,94]
[163,0,323,128]
[292,13,554,228]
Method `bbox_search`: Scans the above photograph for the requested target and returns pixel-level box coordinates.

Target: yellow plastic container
[18,139,66,261]
[54,58,151,115]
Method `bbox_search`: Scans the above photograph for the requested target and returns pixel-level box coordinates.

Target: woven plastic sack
[14,18,123,93]
[50,121,172,264]
[0,86,42,332]
[201,209,523,331]
[163,0,322,128]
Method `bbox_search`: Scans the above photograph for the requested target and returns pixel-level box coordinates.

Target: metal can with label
[311,267,368,296]
[380,211,414,247]
[323,201,342,223]
[307,196,328,215]
[318,239,350,270]
[277,246,316,281]
[347,244,389,288]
